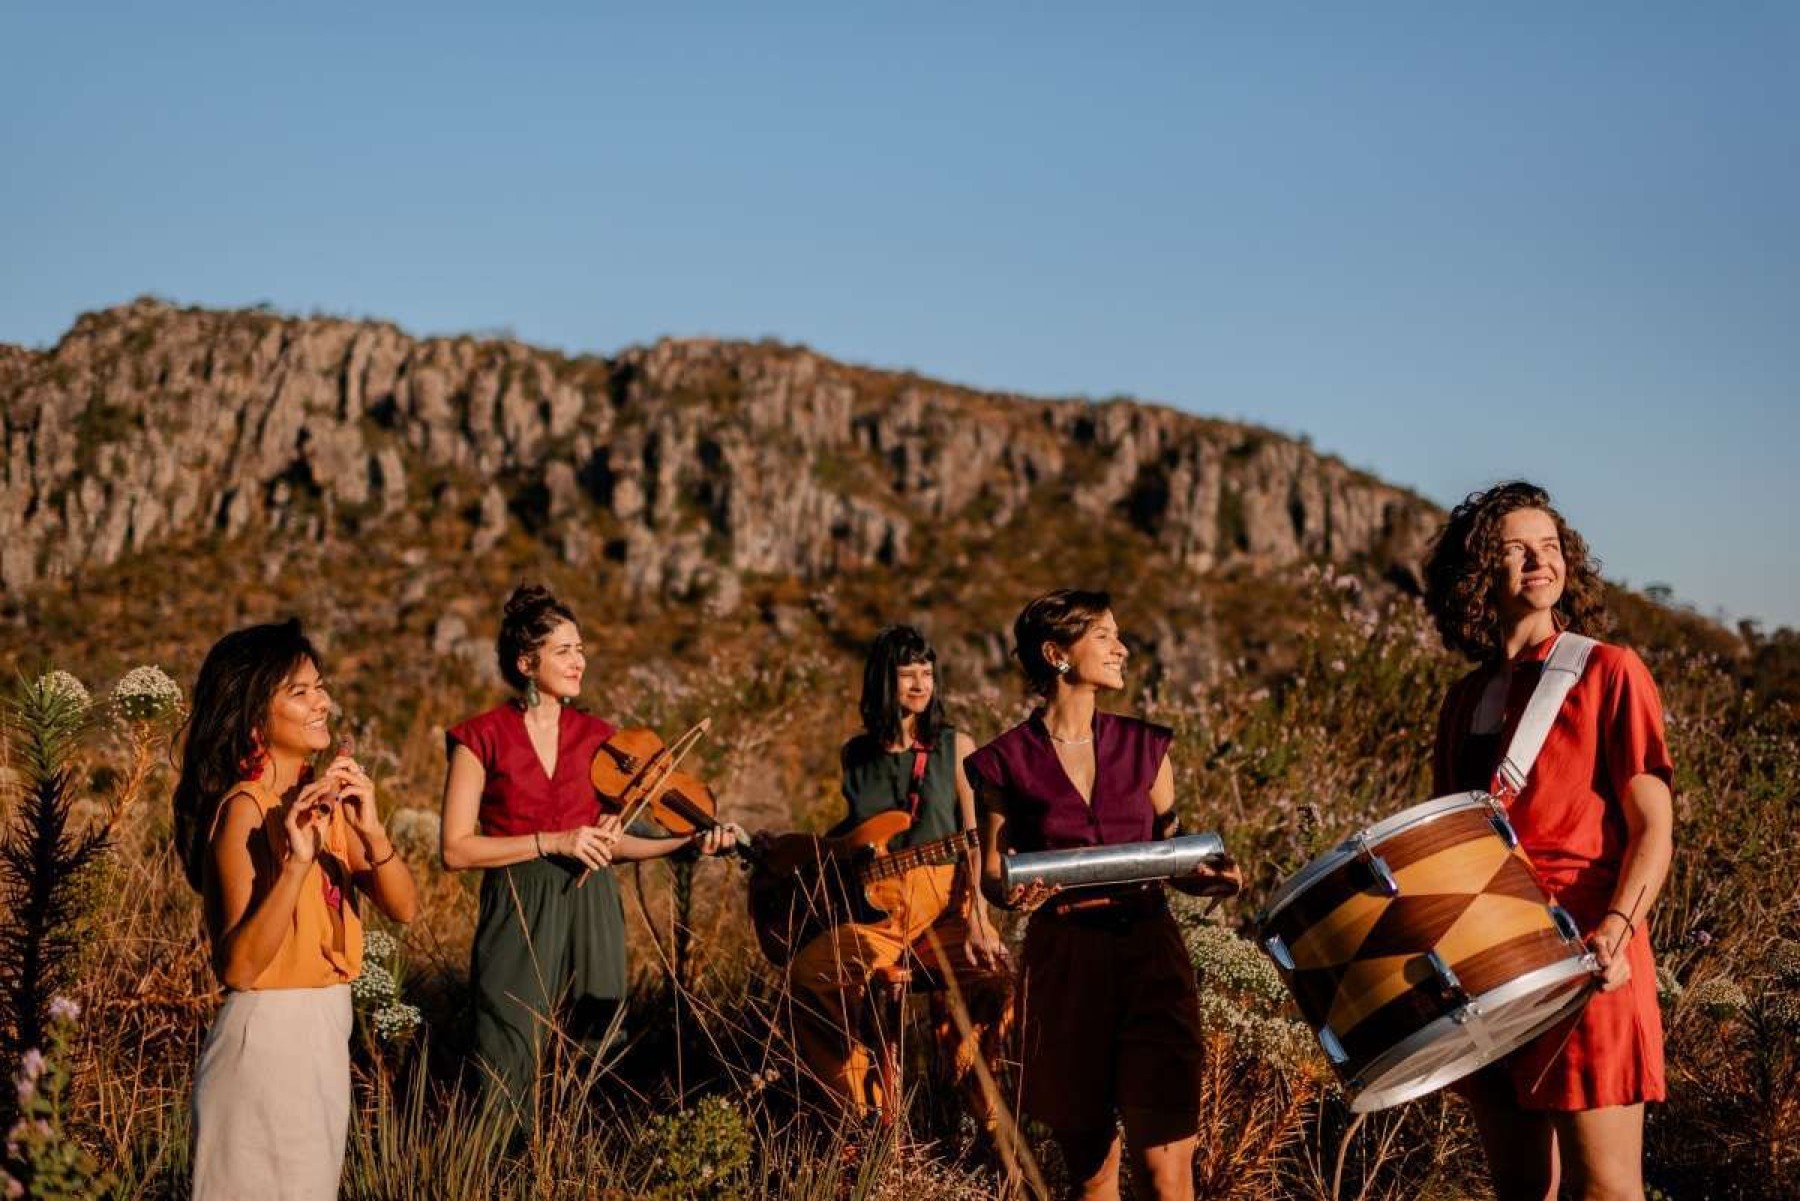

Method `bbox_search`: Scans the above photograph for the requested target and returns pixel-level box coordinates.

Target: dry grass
[2,566,1795,1199]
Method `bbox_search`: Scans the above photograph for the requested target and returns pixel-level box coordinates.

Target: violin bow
[577,718,712,886]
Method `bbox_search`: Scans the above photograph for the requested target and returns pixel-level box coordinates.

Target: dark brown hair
[1423,481,1611,663]
[859,625,946,749]
[171,618,322,893]
[496,584,579,691]
[1012,588,1113,696]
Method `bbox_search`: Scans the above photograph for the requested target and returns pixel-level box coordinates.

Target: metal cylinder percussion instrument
[1000,832,1228,894]
[1257,791,1598,1112]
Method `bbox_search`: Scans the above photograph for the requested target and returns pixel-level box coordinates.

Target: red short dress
[1434,634,1673,1110]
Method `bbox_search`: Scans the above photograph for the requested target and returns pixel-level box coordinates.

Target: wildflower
[16,1050,44,1085]
[1765,938,1800,987]
[1327,659,1346,674]
[1186,924,1289,1009]
[1762,992,1800,1035]
[47,995,80,1025]
[352,962,397,1003]
[110,665,183,722]
[371,1001,422,1042]
[1688,976,1748,1020]
[1689,929,1714,948]
[36,670,91,711]
[362,927,398,962]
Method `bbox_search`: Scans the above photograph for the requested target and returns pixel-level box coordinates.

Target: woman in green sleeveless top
[787,625,1014,1132]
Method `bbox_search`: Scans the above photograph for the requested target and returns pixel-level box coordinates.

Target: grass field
[2,571,1796,1199]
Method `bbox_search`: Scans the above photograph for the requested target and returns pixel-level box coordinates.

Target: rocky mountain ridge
[0,299,1439,613]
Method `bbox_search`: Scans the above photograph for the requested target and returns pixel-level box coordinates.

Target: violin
[587,719,757,863]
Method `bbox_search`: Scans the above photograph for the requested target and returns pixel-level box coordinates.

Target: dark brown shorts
[1016,899,1202,1134]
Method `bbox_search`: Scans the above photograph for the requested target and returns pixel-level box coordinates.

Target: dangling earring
[524,680,541,709]
[237,730,266,782]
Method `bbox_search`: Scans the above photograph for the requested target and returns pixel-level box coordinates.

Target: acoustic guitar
[747,810,977,966]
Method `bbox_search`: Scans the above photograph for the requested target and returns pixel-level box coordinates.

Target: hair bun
[504,583,557,619]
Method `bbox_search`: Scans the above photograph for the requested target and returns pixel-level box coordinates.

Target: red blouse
[446,704,617,838]
[1434,633,1673,1110]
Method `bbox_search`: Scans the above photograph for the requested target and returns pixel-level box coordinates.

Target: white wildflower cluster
[36,670,91,712]
[1184,922,1290,1009]
[371,1002,422,1041]
[1760,991,1800,1035]
[351,961,397,1004]
[1688,976,1749,1020]
[352,928,420,1042]
[363,927,398,962]
[1765,938,1800,987]
[110,665,183,722]
[386,807,442,862]
[1196,993,1322,1074]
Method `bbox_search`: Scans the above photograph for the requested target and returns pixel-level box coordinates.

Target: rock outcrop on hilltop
[0,299,1438,606]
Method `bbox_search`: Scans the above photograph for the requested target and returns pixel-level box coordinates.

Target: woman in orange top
[173,619,418,1201]
[1424,482,1674,1201]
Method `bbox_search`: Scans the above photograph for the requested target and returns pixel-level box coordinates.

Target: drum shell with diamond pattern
[1259,793,1588,1092]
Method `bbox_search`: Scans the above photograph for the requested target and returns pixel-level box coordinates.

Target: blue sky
[5,4,1796,627]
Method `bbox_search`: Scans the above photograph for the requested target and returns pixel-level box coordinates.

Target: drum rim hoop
[1342,953,1594,1112]
[1259,790,1494,925]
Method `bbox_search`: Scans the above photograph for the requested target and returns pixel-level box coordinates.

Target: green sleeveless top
[837,729,961,851]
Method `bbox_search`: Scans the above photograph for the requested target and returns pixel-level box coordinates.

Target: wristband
[534,831,545,859]
[1603,908,1636,936]
[367,843,398,869]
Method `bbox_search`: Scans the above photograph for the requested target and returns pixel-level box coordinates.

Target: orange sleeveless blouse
[221,786,364,991]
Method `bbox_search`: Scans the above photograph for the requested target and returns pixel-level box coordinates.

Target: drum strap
[1491,633,1597,799]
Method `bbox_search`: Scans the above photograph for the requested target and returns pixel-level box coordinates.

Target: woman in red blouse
[967,589,1240,1201]
[439,585,739,1129]
[1424,482,1674,1201]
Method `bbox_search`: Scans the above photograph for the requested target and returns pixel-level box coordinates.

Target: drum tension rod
[1261,931,1295,972]
[1423,950,1475,1022]
[1315,1024,1350,1066]
[1549,905,1584,946]
[1351,836,1400,898]
[1481,793,1520,849]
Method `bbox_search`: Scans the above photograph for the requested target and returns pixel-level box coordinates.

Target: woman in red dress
[1424,481,1674,1201]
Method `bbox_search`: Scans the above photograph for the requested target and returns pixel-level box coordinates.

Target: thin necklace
[1046,730,1092,746]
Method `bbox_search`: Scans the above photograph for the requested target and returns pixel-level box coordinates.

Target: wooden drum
[1257,792,1596,1111]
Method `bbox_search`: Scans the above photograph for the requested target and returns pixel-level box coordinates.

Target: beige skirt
[191,983,352,1201]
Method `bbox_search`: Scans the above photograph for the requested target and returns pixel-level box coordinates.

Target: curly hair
[1423,481,1611,662]
[1012,588,1113,696]
[496,584,579,691]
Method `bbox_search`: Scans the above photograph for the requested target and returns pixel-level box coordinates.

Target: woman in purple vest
[966,589,1241,1201]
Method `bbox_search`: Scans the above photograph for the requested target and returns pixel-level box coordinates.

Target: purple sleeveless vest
[964,710,1173,852]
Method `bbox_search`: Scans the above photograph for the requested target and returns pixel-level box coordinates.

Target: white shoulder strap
[1493,633,1598,796]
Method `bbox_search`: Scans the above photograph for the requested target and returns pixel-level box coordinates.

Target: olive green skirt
[471,856,628,1122]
